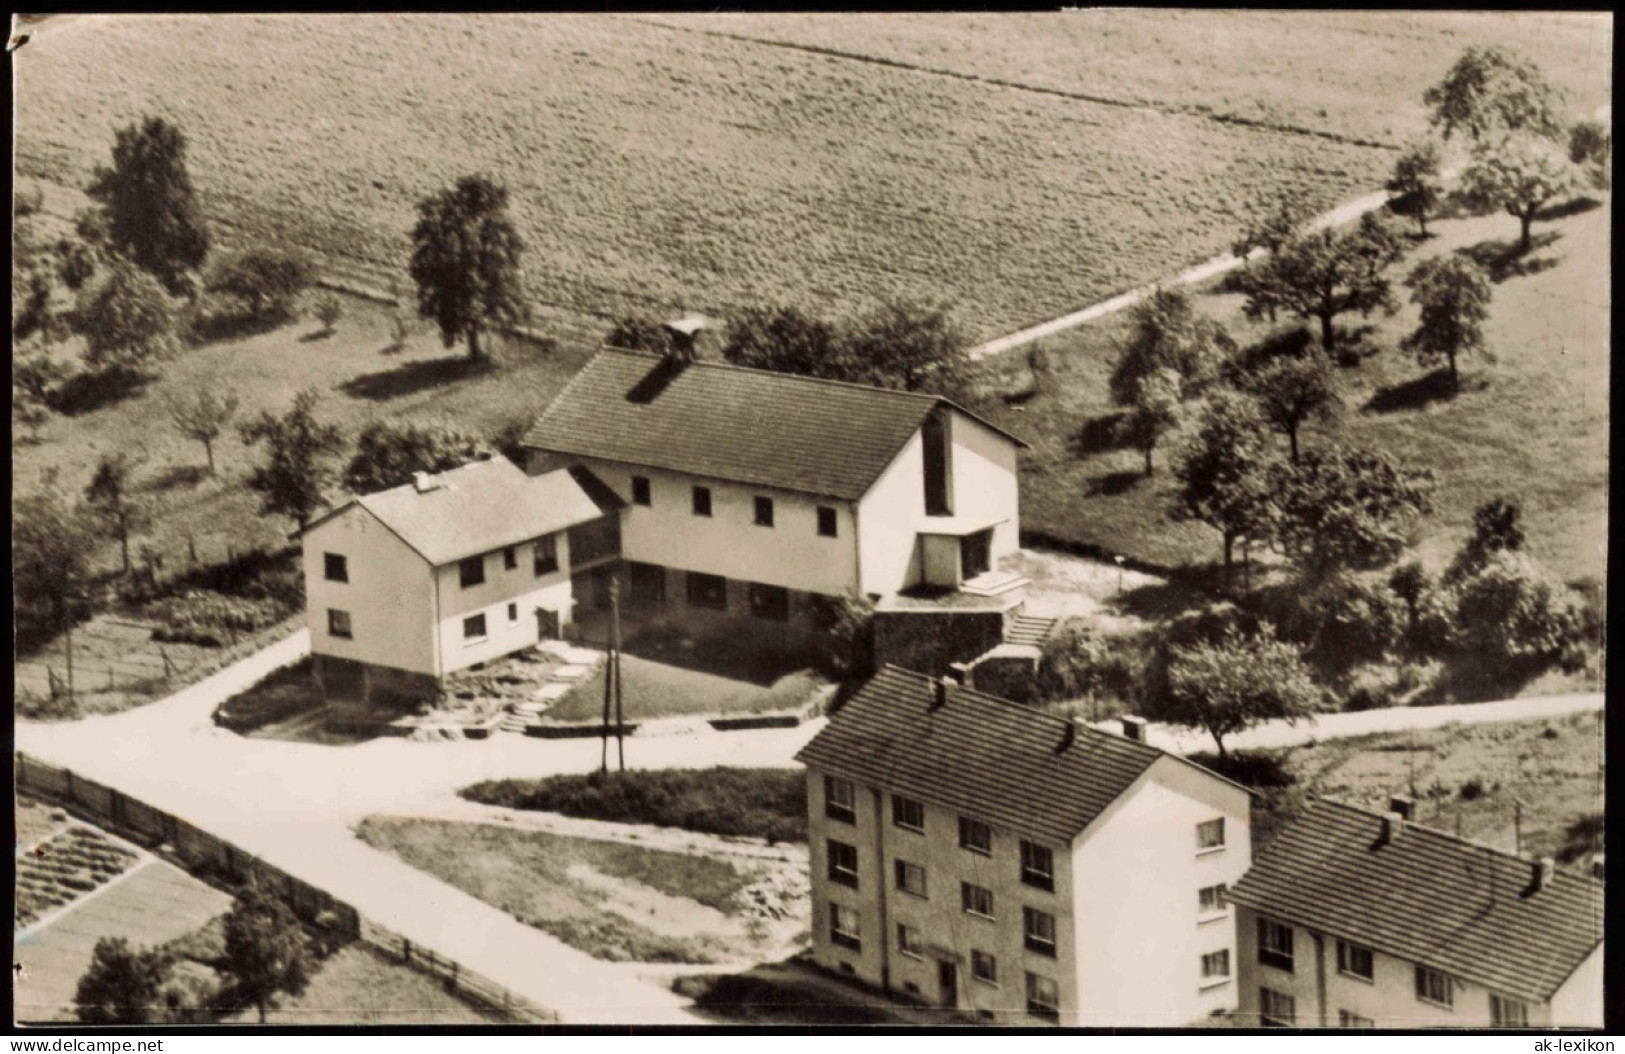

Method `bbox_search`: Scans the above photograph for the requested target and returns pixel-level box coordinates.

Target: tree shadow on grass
[1454,232,1563,283]
[1085,470,1144,497]
[51,368,153,416]
[1070,411,1129,458]
[1111,576,1223,621]
[338,356,491,402]
[145,463,210,493]
[298,329,334,344]
[187,309,295,347]
[1536,196,1603,222]
[1363,368,1488,415]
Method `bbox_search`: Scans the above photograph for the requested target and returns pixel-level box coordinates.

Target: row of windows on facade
[827,902,1060,1020]
[1255,917,1530,1025]
[631,476,840,538]
[322,538,560,591]
[825,777,1227,860]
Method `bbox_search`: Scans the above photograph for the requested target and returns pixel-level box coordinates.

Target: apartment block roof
[795,666,1237,846]
[521,349,1024,501]
[1227,798,1604,1003]
[308,457,604,567]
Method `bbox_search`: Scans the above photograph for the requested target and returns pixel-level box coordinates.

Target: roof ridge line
[594,346,946,403]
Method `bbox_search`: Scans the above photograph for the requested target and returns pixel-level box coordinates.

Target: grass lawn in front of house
[355,816,800,964]
[545,653,827,723]
[222,944,503,1026]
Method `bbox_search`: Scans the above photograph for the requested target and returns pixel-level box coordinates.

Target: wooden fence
[15,752,557,1024]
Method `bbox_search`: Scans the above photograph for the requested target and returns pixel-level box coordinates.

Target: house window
[961,882,995,920]
[894,859,927,898]
[754,496,774,527]
[503,546,517,570]
[1020,840,1054,891]
[508,602,518,622]
[897,923,924,958]
[817,506,838,538]
[1339,1010,1375,1028]
[829,903,860,951]
[827,840,859,888]
[1196,818,1226,852]
[323,553,348,583]
[1337,940,1374,982]
[922,412,952,516]
[463,613,487,641]
[892,795,924,833]
[1025,972,1059,1021]
[533,535,558,576]
[685,572,727,611]
[1490,994,1529,1028]
[459,555,485,588]
[1258,917,1295,973]
[971,950,998,986]
[747,582,790,622]
[327,609,353,639]
[958,817,992,855]
[631,476,651,507]
[1023,907,1057,957]
[692,485,712,517]
[1198,884,1229,916]
[1201,950,1231,982]
[629,561,665,603]
[1260,987,1296,1027]
[824,776,856,824]
[1415,965,1453,1009]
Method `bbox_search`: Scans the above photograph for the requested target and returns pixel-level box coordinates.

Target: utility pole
[611,575,625,773]
[600,581,612,775]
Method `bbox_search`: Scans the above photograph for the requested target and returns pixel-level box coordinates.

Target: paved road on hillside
[15,629,1603,1021]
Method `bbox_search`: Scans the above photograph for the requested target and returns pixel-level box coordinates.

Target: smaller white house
[1228,796,1604,1029]
[299,457,606,704]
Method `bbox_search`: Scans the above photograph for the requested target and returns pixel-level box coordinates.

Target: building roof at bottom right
[1227,798,1603,1004]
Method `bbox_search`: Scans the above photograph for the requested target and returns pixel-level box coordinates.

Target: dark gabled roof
[520,349,1025,501]
[1227,798,1604,1003]
[313,458,604,567]
[797,666,1188,845]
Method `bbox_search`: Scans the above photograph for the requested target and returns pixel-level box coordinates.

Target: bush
[1459,777,1486,801]
[460,767,808,844]
[1557,813,1605,864]
[1452,551,1587,680]
[313,292,343,333]
[1304,574,1406,667]
[150,591,288,648]
[805,591,875,680]
[205,246,315,320]
[213,659,320,733]
[1186,750,1295,789]
[1033,621,1147,706]
[1343,663,1401,711]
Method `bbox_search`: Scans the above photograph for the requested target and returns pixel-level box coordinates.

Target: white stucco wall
[433,534,574,675]
[1547,943,1604,1028]
[545,456,861,598]
[1234,906,1582,1028]
[302,506,437,675]
[946,412,1022,564]
[1069,758,1253,1028]
[856,431,927,597]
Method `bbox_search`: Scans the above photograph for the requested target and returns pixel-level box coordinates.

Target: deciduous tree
[721,305,851,380]
[166,385,241,476]
[220,885,311,1025]
[1423,46,1567,143]
[1170,390,1282,580]
[1458,134,1579,252]
[1402,254,1494,390]
[86,115,210,294]
[84,453,149,575]
[238,389,345,530]
[344,419,490,495]
[843,300,968,394]
[1238,214,1407,353]
[73,258,180,375]
[1109,287,1235,405]
[1241,351,1341,463]
[1158,624,1323,758]
[313,291,344,334]
[1386,138,1446,237]
[408,176,527,362]
[1444,497,1526,584]
[605,315,682,358]
[1452,550,1585,679]
[13,483,99,647]
[207,246,316,320]
[74,937,170,1025]
[1115,368,1183,476]
[1272,446,1435,580]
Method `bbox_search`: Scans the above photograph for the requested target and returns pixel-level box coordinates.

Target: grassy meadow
[965,192,1609,587]
[16,13,1399,344]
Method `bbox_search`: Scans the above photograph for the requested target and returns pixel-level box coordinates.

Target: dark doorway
[536,607,560,641]
[937,960,958,1010]
[960,529,992,580]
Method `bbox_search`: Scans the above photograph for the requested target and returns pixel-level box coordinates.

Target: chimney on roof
[1056,720,1077,755]
[1532,855,1556,893]
[1380,810,1405,844]
[1120,715,1148,742]
[1592,854,1605,881]
[413,471,440,494]
[1388,795,1415,822]
[947,662,971,686]
[931,676,952,711]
